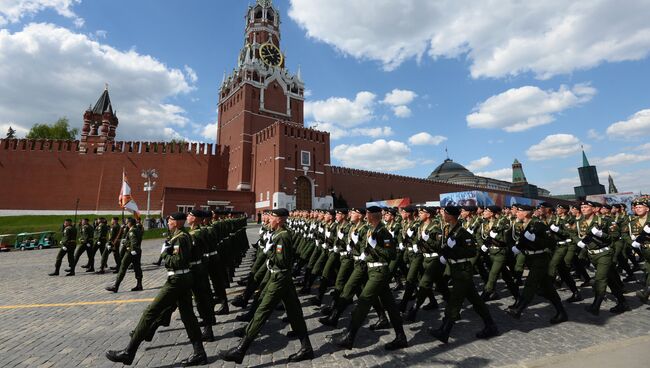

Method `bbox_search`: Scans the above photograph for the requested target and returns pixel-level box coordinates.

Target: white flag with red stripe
[119,170,140,217]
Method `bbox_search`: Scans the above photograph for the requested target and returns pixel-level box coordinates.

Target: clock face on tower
[259,42,283,67]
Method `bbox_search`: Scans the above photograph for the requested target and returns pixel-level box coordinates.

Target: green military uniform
[576,206,629,315]
[386,217,406,284]
[479,212,519,300]
[50,224,77,275]
[430,214,498,343]
[316,218,342,304]
[73,222,94,269]
[627,200,650,302]
[507,211,567,324]
[398,215,423,313]
[321,217,355,315]
[546,209,582,302]
[99,222,122,272]
[87,220,108,271]
[110,224,143,292]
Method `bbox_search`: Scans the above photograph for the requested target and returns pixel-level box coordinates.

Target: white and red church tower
[217,0,333,211]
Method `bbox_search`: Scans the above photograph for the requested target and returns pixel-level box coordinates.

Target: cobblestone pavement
[1,225,649,368]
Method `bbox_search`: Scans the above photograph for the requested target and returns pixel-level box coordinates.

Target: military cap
[169,212,187,221]
[64,218,72,222]
[444,206,461,217]
[336,208,349,215]
[188,209,203,217]
[461,206,478,213]
[401,206,416,213]
[350,207,366,215]
[538,202,553,209]
[632,198,649,207]
[419,206,437,215]
[366,206,382,214]
[515,204,534,211]
[271,208,289,217]
[580,200,597,207]
[327,209,336,216]
[603,204,612,210]
[386,208,398,216]
[485,205,502,213]
[556,204,570,210]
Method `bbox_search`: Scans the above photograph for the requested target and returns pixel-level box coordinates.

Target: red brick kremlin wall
[0,139,228,212]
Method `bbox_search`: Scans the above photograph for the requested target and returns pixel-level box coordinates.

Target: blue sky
[1,0,649,195]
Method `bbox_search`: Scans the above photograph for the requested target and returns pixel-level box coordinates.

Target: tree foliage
[26,117,79,140]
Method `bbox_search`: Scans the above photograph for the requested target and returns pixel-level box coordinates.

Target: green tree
[26,117,79,140]
[5,126,16,139]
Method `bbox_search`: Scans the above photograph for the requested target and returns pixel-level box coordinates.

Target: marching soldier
[73,218,94,272]
[318,209,351,310]
[506,204,568,324]
[430,206,498,343]
[97,217,122,274]
[106,217,143,293]
[86,217,108,273]
[398,206,423,313]
[105,212,207,366]
[576,201,630,315]
[222,208,314,364]
[626,198,650,303]
[386,208,405,289]
[49,219,77,276]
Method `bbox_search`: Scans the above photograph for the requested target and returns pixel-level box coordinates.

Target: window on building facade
[301,150,310,166]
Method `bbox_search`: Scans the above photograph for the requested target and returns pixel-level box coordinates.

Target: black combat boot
[585,295,604,316]
[180,341,208,366]
[321,290,340,316]
[549,297,568,324]
[318,305,342,327]
[106,279,120,293]
[476,314,499,339]
[428,317,455,344]
[481,290,499,302]
[405,304,420,322]
[507,299,529,319]
[105,339,141,365]
[565,290,583,303]
[48,270,59,276]
[369,313,390,331]
[610,292,631,314]
[221,337,253,364]
[287,334,315,362]
[384,324,408,351]
[636,287,650,304]
[422,295,440,310]
[131,279,143,292]
[95,268,106,274]
[331,328,358,350]
[399,282,415,313]
[215,300,229,315]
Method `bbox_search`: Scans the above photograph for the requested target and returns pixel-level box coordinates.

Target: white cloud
[304,92,376,127]
[332,139,415,171]
[475,168,512,182]
[542,177,581,195]
[383,89,417,106]
[184,65,198,84]
[202,122,218,141]
[587,128,604,141]
[466,156,493,171]
[308,122,393,140]
[408,132,447,146]
[593,152,650,167]
[289,0,650,79]
[0,23,196,141]
[392,105,412,118]
[467,84,596,132]
[0,0,83,26]
[606,109,650,138]
[526,134,587,161]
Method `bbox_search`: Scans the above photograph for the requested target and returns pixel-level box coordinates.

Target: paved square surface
[1,225,649,367]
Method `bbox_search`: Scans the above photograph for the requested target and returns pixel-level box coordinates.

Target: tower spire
[581,146,590,167]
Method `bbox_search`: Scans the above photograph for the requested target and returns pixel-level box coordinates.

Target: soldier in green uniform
[545,204,583,302]
[329,206,407,351]
[320,209,356,316]
[506,204,567,324]
[222,208,314,364]
[318,209,351,310]
[106,218,143,293]
[629,198,650,302]
[576,201,630,315]
[85,217,108,273]
[478,206,519,302]
[73,218,94,271]
[461,206,489,283]
[611,204,637,282]
[49,219,77,276]
[430,206,498,343]
[313,210,340,306]
[386,208,406,290]
[97,217,122,274]
[398,206,423,313]
[105,213,207,366]
[405,207,448,322]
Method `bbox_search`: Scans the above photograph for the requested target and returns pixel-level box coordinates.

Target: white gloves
[467,228,474,235]
[632,241,641,249]
[321,243,327,249]
[481,245,488,253]
[550,224,560,233]
[412,244,418,253]
[388,230,395,237]
[398,243,405,251]
[359,253,366,261]
[263,240,273,253]
[524,231,535,242]
[447,238,456,248]
[489,231,498,239]
[337,231,344,240]
[97,241,101,245]
[439,256,447,265]
[644,225,650,234]
[351,232,359,244]
[577,241,586,249]
[62,246,67,251]
[333,246,339,253]
[631,235,637,241]
[368,235,377,248]
[325,230,331,238]
[346,245,352,253]
[591,227,603,238]
[315,240,320,248]
[160,242,170,254]
[319,227,324,233]
[407,229,414,237]
[86,243,91,248]
[511,246,521,255]
[421,230,430,241]
[131,250,137,256]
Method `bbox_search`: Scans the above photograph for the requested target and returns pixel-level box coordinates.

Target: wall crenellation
[0,139,218,156]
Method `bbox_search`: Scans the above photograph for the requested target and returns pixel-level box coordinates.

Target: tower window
[300,151,310,167]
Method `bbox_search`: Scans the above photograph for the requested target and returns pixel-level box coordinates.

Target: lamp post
[141,169,158,225]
